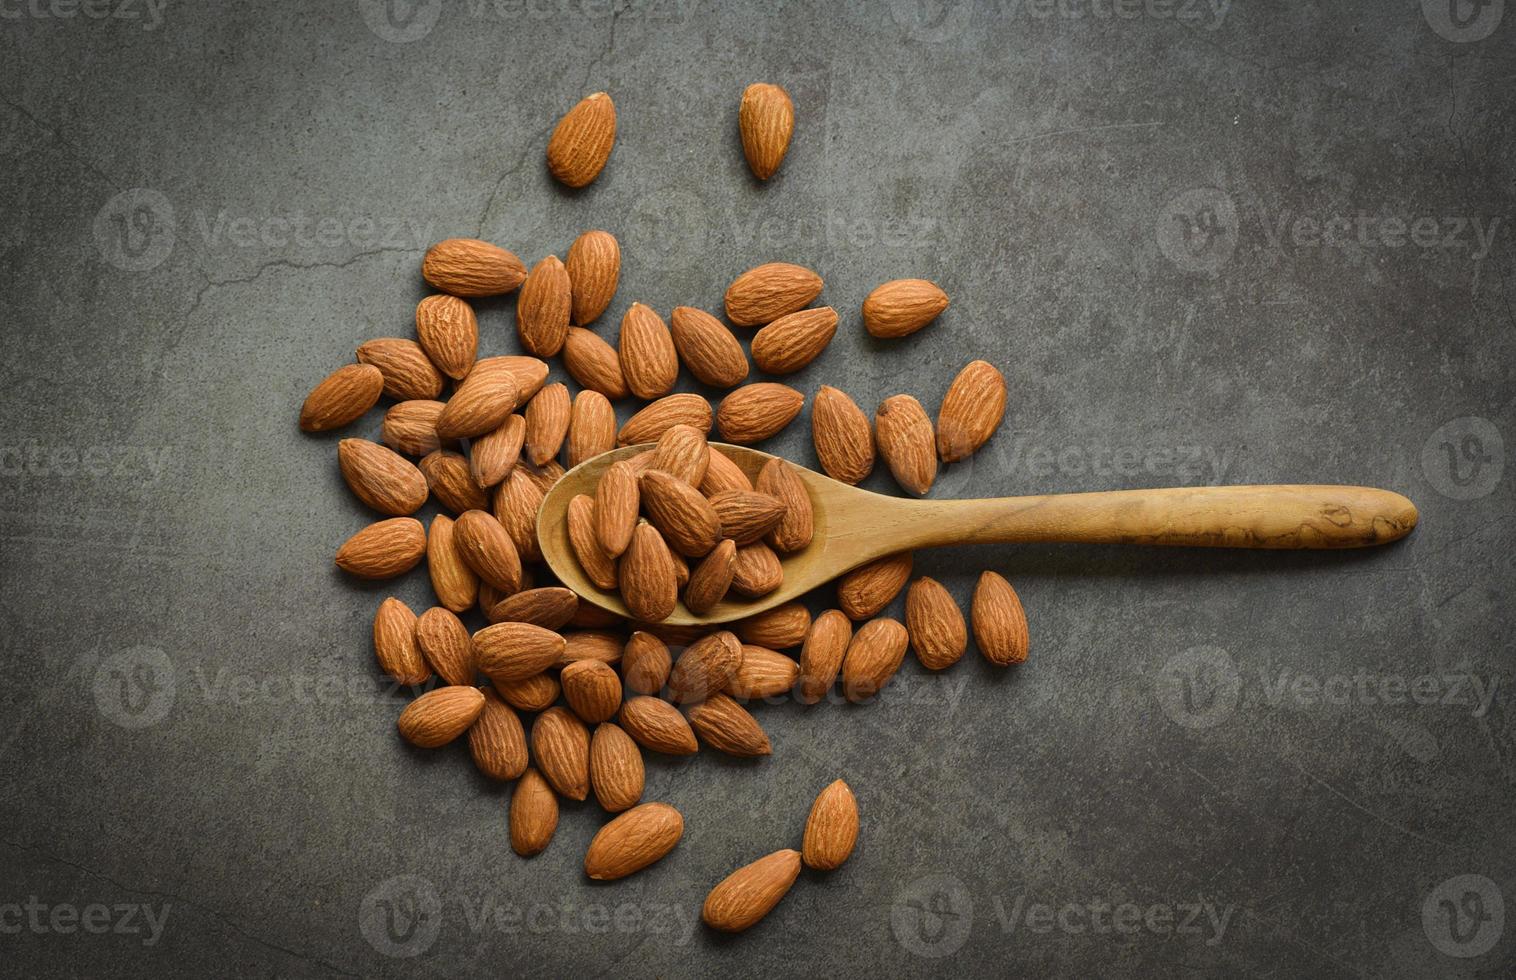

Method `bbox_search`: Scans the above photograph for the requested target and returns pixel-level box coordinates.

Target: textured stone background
[1,0,1513,976]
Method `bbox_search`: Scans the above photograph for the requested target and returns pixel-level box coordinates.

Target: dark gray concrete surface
[2,0,1513,976]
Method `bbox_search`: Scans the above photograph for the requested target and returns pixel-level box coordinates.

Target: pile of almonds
[299,85,1029,934]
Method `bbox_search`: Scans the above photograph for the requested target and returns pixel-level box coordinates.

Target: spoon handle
[901,484,1418,550]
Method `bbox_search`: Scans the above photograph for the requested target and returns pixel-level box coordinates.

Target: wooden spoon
[538,443,1419,626]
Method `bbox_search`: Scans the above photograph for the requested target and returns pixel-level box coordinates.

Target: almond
[936,359,1007,462]
[589,722,644,812]
[416,606,476,685]
[422,238,527,297]
[531,706,590,800]
[561,659,623,724]
[724,262,823,327]
[523,382,570,465]
[339,439,428,515]
[810,385,874,484]
[618,302,679,400]
[736,601,811,649]
[838,552,912,620]
[583,801,683,880]
[471,355,548,406]
[594,460,640,557]
[841,617,909,702]
[795,609,851,704]
[755,458,813,553]
[357,337,445,400]
[669,306,749,388]
[566,229,620,325]
[299,363,383,432]
[489,587,578,630]
[683,539,737,615]
[725,645,799,700]
[468,688,528,781]
[510,767,558,857]
[397,686,485,748]
[972,571,1029,665]
[618,393,713,445]
[452,509,523,594]
[700,448,754,495]
[427,514,478,613]
[649,424,710,487]
[373,597,431,686]
[702,849,802,933]
[414,294,478,379]
[382,399,450,457]
[512,255,571,357]
[667,630,743,704]
[336,517,426,579]
[419,450,490,513]
[547,91,616,189]
[494,671,560,713]
[557,493,613,590]
[905,576,967,670]
[801,779,858,871]
[636,621,714,648]
[620,632,672,695]
[559,632,623,668]
[862,278,949,338]
[686,692,771,756]
[566,390,617,468]
[709,490,787,545]
[739,83,795,181]
[562,327,630,399]
[750,306,837,374]
[493,465,545,562]
[618,696,699,755]
[716,383,804,444]
[474,622,565,681]
[435,367,518,439]
[670,550,690,590]
[640,471,721,557]
[620,522,678,622]
[730,541,783,598]
[875,394,937,495]
[469,414,526,488]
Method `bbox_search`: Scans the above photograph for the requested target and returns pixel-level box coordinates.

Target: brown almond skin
[686,693,771,756]
[795,609,851,704]
[750,306,838,375]
[357,337,445,400]
[493,465,546,562]
[621,632,673,695]
[489,587,578,630]
[420,450,490,514]
[937,359,1007,462]
[640,471,721,557]
[547,91,616,189]
[473,623,565,681]
[435,369,518,441]
[862,278,950,338]
[717,383,805,444]
[906,576,968,670]
[684,539,738,615]
[973,571,1029,665]
[299,363,383,432]
[701,448,754,495]
[468,688,527,780]
[730,541,783,598]
[841,618,910,703]
[560,630,625,667]
[562,327,630,400]
[725,645,800,700]
[470,414,526,489]
[532,706,591,801]
[517,255,572,357]
[471,355,548,406]
[494,672,560,713]
[649,424,710,487]
[566,229,620,325]
[427,514,478,613]
[452,509,523,594]
[510,767,558,857]
[415,294,478,379]
[567,389,617,468]
[802,779,859,871]
[524,382,571,465]
[416,606,476,686]
[336,517,427,579]
[739,83,795,181]
[620,522,678,623]
[383,399,451,458]
[756,458,813,553]
[618,302,679,401]
[584,802,683,880]
[618,393,713,445]
[702,849,802,933]
[667,631,743,704]
[838,552,913,620]
[811,385,875,484]
[670,306,749,388]
[373,597,431,686]
[397,686,485,748]
[423,238,527,297]
[736,601,811,649]
[724,262,823,327]
[875,394,937,496]
[594,460,640,558]
[589,722,644,813]
[568,493,619,590]
[339,439,428,516]
[709,490,787,544]
[618,696,698,755]
[561,659,623,724]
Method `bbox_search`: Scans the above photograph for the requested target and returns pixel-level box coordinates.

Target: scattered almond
[357,337,445,400]
[739,83,795,181]
[566,390,617,468]
[494,671,561,713]
[717,383,805,444]
[299,363,384,432]
[474,622,565,681]
[547,92,616,189]
[795,609,851,704]
[702,849,801,933]
[373,597,430,686]
[875,394,937,495]
[618,695,699,755]
[750,306,837,374]
[724,262,823,327]
[841,618,909,702]
[336,517,427,579]
[618,393,713,445]
[435,365,518,439]
[489,587,578,630]
[621,632,673,695]
[523,382,571,465]
[905,576,967,670]
[416,606,476,686]
[589,722,644,813]
[510,767,558,857]
[583,801,683,880]
[419,450,490,513]
[560,630,626,666]
[684,539,737,615]
[492,465,546,562]
[414,294,478,379]
[725,645,799,700]
[618,302,679,401]
[532,706,591,800]
[837,552,913,620]
[620,522,679,622]
[801,779,858,871]
[382,399,450,457]
[972,571,1029,665]
[862,278,949,338]
[427,514,479,613]
[937,359,1006,462]
[517,255,572,357]
[468,414,525,489]
[562,327,630,400]
[736,601,811,649]
[468,688,528,781]
[686,693,771,756]
[566,229,620,325]
[422,238,527,297]
[561,659,623,724]
[339,439,428,515]
[397,686,484,748]
[670,306,749,388]
[811,385,874,485]
[667,630,743,703]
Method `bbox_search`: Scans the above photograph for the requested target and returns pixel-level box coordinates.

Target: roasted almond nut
[730,541,783,598]
[357,337,445,400]
[736,601,811,649]
[618,393,714,445]
[561,659,623,724]
[493,465,546,562]
[589,722,644,813]
[510,767,558,857]
[471,355,548,407]
[339,439,428,516]
[435,367,518,440]
[621,631,673,695]
[524,382,571,465]
[469,414,526,489]
[739,83,795,181]
[382,399,450,457]
[562,327,630,400]
[702,849,802,933]
[684,539,737,615]
[618,695,699,755]
[750,306,837,374]
[669,305,749,388]
[862,278,949,338]
[841,617,909,702]
[649,424,710,487]
[667,630,743,704]
[452,509,523,594]
[419,450,490,513]
[397,686,485,748]
[838,552,913,620]
[567,493,619,591]
[594,460,640,558]
[716,383,805,444]
[560,633,623,669]
[686,692,771,756]
[795,609,851,704]
[755,458,813,553]
[566,390,617,468]
[373,597,431,686]
[415,294,478,379]
[709,490,787,545]
[618,302,679,401]
[724,262,823,327]
[494,671,560,713]
[531,706,590,800]
[426,514,478,613]
[700,448,754,495]
[801,779,858,871]
[547,91,616,189]
[566,229,620,325]
[583,801,683,880]
[875,394,937,495]
[299,363,383,432]
[468,688,528,780]
[423,238,527,297]
[474,622,565,681]
[725,645,799,700]
[489,587,578,630]
[972,571,1029,665]
[937,359,1007,462]
[516,255,572,357]
[640,471,721,557]
[906,576,967,670]
[810,385,874,484]
[416,606,476,686]
[336,517,426,579]
[620,522,679,622]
